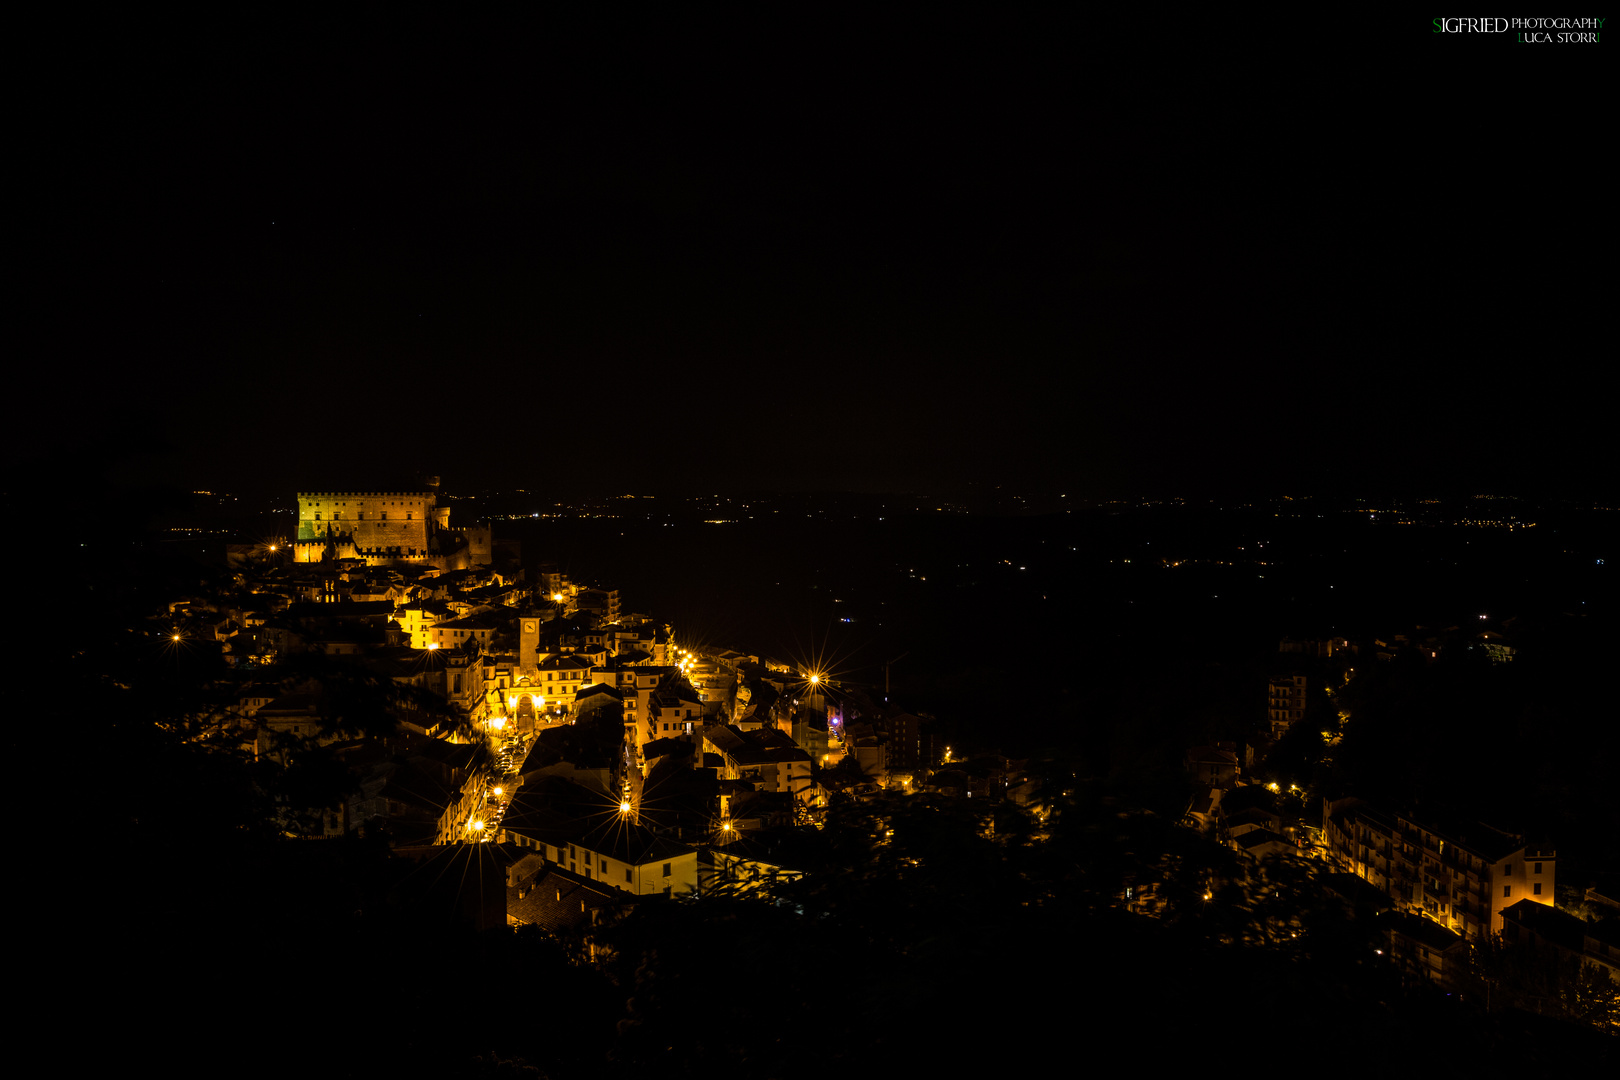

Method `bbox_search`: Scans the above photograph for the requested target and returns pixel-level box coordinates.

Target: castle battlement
[296,491,436,498]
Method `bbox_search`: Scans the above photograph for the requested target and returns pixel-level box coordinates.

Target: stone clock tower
[519,615,542,677]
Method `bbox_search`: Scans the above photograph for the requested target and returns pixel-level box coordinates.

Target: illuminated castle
[293,475,490,569]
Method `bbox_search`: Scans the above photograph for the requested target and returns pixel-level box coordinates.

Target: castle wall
[294,487,485,569]
[296,491,435,552]
[293,538,362,564]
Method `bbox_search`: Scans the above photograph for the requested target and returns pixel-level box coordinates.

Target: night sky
[29,14,1608,501]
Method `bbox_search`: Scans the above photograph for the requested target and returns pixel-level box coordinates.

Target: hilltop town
[88,478,1617,1072]
[168,479,938,921]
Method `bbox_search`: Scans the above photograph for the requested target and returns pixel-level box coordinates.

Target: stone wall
[296,491,435,552]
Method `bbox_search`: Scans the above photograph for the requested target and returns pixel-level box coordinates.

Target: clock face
[524,622,536,633]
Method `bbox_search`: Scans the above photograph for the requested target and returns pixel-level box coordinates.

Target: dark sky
[27,13,1609,501]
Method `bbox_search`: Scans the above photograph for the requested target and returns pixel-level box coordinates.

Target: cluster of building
[1177,632,1618,1001]
[174,484,1617,1006]
[173,479,936,933]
